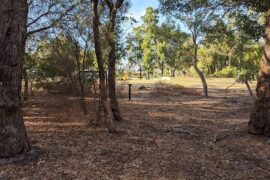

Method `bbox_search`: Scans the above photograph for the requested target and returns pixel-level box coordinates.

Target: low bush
[214,66,237,78]
[151,82,200,96]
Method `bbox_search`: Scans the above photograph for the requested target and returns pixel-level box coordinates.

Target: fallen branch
[140,122,200,137]
[211,134,228,144]
[166,128,199,137]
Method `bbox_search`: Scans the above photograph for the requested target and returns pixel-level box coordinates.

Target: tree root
[0,146,43,165]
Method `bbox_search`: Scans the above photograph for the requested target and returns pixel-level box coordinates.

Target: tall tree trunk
[193,44,208,97]
[249,11,270,136]
[29,80,33,96]
[0,0,29,157]
[161,61,164,77]
[139,64,142,79]
[23,69,29,101]
[74,40,88,115]
[92,0,116,132]
[106,0,124,122]
[78,72,88,115]
[171,61,176,77]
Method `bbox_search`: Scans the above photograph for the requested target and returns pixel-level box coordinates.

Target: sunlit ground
[122,77,256,90]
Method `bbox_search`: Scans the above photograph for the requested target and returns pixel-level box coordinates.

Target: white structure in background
[161,77,171,81]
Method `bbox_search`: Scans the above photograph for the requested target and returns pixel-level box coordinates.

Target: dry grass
[151,82,201,96]
[126,77,256,90]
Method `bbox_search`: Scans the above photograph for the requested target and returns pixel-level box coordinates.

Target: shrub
[214,66,237,78]
[151,82,200,96]
[36,79,94,96]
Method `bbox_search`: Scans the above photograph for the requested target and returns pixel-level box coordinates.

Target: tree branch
[115,0,125,9]
[26,0,82,37]
[27,2,58,27]
[104,0,113,9]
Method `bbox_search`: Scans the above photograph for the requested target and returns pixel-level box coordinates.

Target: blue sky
[121,0,161,38]
[125,0,188,34]
[128,0,159,22]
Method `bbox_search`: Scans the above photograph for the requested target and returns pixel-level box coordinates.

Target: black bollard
[128,84,132,100]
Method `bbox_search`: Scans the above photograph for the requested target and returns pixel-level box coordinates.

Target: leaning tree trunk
[249,11,270,136]
[0,0,29,157]
[92,0,116,132]
[244,80,254,98]
[193,44,208,97]
[107,6,123,122]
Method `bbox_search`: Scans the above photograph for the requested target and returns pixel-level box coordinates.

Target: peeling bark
[249,11,270,136]
[105,0,124,122]
[92,0,116,132]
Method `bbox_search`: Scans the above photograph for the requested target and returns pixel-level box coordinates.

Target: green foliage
[141,7,159,76]
[236,69,255,83]
[30,34,96,95]
[158,23,190,73]
[189,62,208,76]
[126,12,190,78]
[159,0,266,40]
[214,66,237,78]
[235,43,262,82]
[37,35,77,80]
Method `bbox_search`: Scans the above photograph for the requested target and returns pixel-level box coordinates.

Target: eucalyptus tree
[157,23,189,77]
[125,28,144,78]
[231,1,270,135]
[197,0,269,135]
[104,0,126,122]
[141,7,159,79]
[156,41,166,76]
[159,1,217,97]
[0,0,29,157]
[159,0,270,136]
[226,0,270,136]
[92,0,116,132]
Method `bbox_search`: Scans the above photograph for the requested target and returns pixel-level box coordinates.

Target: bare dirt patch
[1,90,270,179]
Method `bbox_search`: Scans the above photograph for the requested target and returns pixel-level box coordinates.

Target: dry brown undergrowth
[1,89,270,179]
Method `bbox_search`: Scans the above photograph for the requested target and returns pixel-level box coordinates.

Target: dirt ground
[1,86,270,179]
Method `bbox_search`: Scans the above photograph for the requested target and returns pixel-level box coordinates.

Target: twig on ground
[140,121,200,137]
[166,128,199,137]
[211,134,228,144]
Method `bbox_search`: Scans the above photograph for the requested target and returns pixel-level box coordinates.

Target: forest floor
[1,82,270,179]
